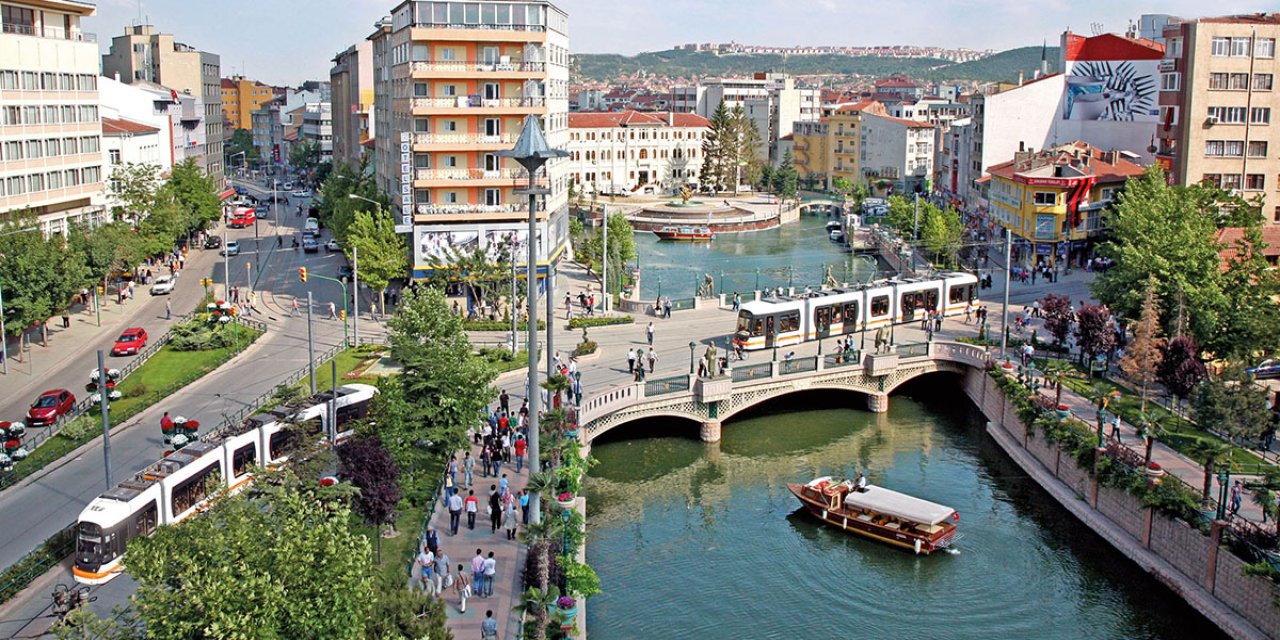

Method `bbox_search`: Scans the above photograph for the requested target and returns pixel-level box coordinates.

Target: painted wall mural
[1063,60,1159,122]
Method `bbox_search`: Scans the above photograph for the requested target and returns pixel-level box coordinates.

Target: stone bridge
[579,340,991,444]
[798,200,844,216]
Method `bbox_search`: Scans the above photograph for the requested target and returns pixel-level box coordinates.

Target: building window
[1251,107,1271,125]
[1232,37,1252,57]
[1159,106,1179,127]
[1248,141,1268,157]
[1257,38,1276,59]
[1212,37,1231,56]
[1207,106,1247,124]
[1246,174,1265,191]
[1254,74,1273,91]
[1032,191,1056,206]
[109,149,121,165]
[1161,73,1179,91]
[1,6,35,35]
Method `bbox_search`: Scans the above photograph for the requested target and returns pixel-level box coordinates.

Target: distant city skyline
[89,0,1276,86]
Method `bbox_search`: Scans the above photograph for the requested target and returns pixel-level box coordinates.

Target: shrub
[559,557,602,598]
[123,383,148,398]
[167,319,238,351]
[57,416,98,441]
[464,320,545,332]
[573,340,598,357]
[568,315,633,329]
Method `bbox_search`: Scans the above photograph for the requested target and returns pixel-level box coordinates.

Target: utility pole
[329,359,338,447]
[1000,231,1012,356]
[546,263,555,380]
[97,350,112,490]
[307,291,316,394]
[601,203,609,313]
[912,192,920,240]
[510,250,518,356]
[223,227,230,300]
[0,279,7,375]
[352,246,359,346]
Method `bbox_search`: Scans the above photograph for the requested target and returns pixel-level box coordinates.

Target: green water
[636,215,876,299]
[584,383,1228,639]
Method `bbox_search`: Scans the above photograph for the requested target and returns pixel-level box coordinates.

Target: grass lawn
[311,345,385,391]
[1039,359,1265,469]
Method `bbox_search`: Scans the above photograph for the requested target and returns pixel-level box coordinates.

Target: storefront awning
[218,188,236,200]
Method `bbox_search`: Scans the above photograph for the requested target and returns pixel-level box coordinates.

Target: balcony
[412,132,519,149]
[2,23,96,42]
[411,96,546,112]
[413,202,523,216]
[416,168,521,181]
[411,60,546,76]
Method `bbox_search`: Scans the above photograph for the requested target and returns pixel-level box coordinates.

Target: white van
[304,217,320,237]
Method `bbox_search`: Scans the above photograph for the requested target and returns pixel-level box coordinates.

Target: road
[0,179,379,638]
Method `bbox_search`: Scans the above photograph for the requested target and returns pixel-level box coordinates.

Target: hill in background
[574,45,1060,86]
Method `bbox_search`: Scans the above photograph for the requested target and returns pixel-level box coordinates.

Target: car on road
[337,265,354,282]
[234,186,247,195]
[150,275,176,295]
[302,237,319,253]
[282,181,294,191]
[203,235,222,250]
[325,239,341,252]
[1247,359,1280,379]
[304,217,320,236]
[221,241,240,257]
[111,328,149,356]
[291,189,310,198]
[26,389,75,427]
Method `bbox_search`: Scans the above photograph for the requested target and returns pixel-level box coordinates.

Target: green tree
[125,474,373,640]
[289,139,323,175]
[729,105,762,188]
[1092,166,1224,341]
[701,100,732,192]
[832,176,854,200]
[1185,438,1231,502]
[107,162,162,225]
[1191,368,1272,443]
[314,157,383,241]
[883,195,915,233]
[345,208,408,312]
[162,158,221,228]
[1209,226,1280,362]
[772,149,800,205]
[387,286,496,458]
[603,212,636,301]
[0,221,85,343]
[225,128,260,166]
[363,575,452,640]
[918,203,963,266]
[1120,280,1164,415]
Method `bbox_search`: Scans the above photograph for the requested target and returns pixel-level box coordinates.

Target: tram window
[270,430,299,460]
[925,290,939,310]
[765,316,775,335]
[736,313,751,334]
[337,400,370,424]
[841,302,858,324]
[132,501,158,536]
[949,285,970,304]
[815,306,831,330]
[900,292,917,312]
[171,463,221,516]
[232,443,256,477]
[780,312,800,332]
[871,296,889,316]
[752,318,764,336]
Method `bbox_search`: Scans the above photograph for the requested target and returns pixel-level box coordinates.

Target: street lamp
[497,115,567,526]
[689,341,696,374]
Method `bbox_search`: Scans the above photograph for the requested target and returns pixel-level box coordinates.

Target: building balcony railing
[1,23,95,41]
[414,203,524,216]
[411,60,546,73]
[415,168,523,181]
[411,22,546,33]
[412,96,546,109]
[413,132,519,146]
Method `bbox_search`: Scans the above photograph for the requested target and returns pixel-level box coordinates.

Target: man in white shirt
[448,491,464,535]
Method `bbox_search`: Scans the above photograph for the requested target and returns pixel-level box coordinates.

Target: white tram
[732,272,978,351]
[72,384,378,584]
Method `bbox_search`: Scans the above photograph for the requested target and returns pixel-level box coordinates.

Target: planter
[1144,464,1165,478]
[558,604,578,621]
[557,497,576,510]
[562,429,580,439]
[1055,405,1071,421]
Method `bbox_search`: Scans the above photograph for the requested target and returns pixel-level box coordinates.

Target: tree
[225,128,260,166]
[1209,226,1280,362]
[602,212,636,301]
[917,203,963,266]
[728,105,762,187]
[107,162,162,225]
[701,100,732,192]
[314,157,383,241]
[1074,304,1115,379]
[1092,166,1224,341]
[0,220,86,345]
[832,176,854,200]
[124,474,373,640]
[290,139,323,175]
[1157,336,1207,411]
[1120,281,1164,415]
[363,575,452,640]
[1191,368,1273,443]
[162,158,221,228]
[884,195,915,233]
[513,585,561,640]
[771,149,799,205]
[1185,438,1232,502]
[1040,294,1073,346]
[386,286,495,458]
[336,436,401,562]
[345,208,408,313]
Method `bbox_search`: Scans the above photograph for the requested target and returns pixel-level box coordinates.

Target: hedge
[568,315,633,329]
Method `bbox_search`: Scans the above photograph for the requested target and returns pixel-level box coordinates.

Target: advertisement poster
[1063,59,1158,122]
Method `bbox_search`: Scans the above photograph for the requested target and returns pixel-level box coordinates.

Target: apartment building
[330,40,376,168]
[565,110,708,195]
[101,24,224,187]
[370,0,571,281]
[1156,13,1280,222]
[300,101,333,166]
[861,112,935,195]
[828,100,887,190]
[792,119,830,190]
[220,75,274,130]
[0,0,105,233]
[671,73,820,165]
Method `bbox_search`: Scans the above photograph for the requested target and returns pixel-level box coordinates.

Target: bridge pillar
[866,393,889,413]
[700,420,722,443]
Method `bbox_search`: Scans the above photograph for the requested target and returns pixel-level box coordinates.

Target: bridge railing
[895,342,931,359]
[579,382,641,426]
[823,351,862,369]
[732,363,772,382]
[779,355,818,375]
[644,375,690,397]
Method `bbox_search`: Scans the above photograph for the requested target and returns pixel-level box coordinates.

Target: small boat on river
[787,476,959,554]
[653,226,714,242]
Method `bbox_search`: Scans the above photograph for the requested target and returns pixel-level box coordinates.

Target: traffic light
[338,309,347,321]
[299,267,307,283]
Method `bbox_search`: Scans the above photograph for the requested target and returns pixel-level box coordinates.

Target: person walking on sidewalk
[463,451,475,488]
[503,501,519,540]
[290,298,300,317]
[648,349,657,373]
[626,348,636,374]
[514,435,526,473]
[471,549,486,599]
[481,610,498,639]
[448,491,464,535]
[465,490,479,530]
[164,300,172,320]
[453,564,472,613]
[417,546,435,594]
[646,321,654,346]
[488,485,502,533]
[327,301,337,320]
[433,549,449,596]
[482,552,497,598]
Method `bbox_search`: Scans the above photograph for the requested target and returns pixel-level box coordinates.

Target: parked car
[150,275,176,295]
[325,239,341,252]
[282,181,294,191]
[203,235,223,249]
[302,238,319,253]
[234,186,247,195]
[337,265,354,282]
[304,217,320,236]
[1246,359,1280,380]
[27,389,75,427]
[111,328,149,356]
[221,241,240,257]
[291,189,310,198]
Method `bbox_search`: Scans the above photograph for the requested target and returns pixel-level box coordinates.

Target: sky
[89,0,1277,86]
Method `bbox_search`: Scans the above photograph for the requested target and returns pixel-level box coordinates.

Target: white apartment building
[0,0,105,234]
[566,111,709,195]
[300,101,333,164]
[672,73,820,165]
[860,112,935,194]
[935,116,973,200]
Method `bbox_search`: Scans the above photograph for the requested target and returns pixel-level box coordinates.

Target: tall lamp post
[498,115,567,526]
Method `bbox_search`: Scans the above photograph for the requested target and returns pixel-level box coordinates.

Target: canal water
[634,214,875,300]
[583,380,1227,639]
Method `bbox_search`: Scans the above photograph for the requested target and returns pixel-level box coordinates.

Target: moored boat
[787,476,958,554]
[653,226,714,241]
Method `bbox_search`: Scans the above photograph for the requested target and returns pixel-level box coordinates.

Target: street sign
[394,224,413,234]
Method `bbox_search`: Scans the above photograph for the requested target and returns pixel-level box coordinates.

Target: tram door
[814,306,832,340]
[764,315,776,348]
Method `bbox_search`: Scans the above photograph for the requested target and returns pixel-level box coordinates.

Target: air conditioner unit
[1206,115,1219,125]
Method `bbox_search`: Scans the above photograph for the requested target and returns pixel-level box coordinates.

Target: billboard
[1063,59,1159,122]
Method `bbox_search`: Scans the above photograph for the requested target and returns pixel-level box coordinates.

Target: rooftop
[985,140,1146,184]
[568,111,710,128]
[1198,12,1280,25]
[102,117,161,136]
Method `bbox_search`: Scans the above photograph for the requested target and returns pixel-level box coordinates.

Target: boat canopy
[842,485,956,525]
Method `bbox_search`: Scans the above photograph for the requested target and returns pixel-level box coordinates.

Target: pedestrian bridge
[798,200,843,216]
[578,340,991,444]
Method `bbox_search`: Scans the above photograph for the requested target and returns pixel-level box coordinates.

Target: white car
[291,189,310,198]
[282,182,294,191]
[150,275,175,295]
[325,239,341,252]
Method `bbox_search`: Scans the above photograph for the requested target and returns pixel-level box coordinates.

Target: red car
[111,327,149,356]
[27,389,75,427]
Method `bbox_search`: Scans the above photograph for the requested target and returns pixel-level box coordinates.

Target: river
[634,214,876,300]
[583,380,1228,639]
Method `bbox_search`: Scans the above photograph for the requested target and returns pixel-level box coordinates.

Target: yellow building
[827,100,886,190]
[220,76,275,130]
[792,119,830,189]
[984,141,1145,267]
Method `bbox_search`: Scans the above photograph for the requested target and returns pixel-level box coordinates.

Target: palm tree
[1186,438,1231,503]
[542,375,571,408]
[512,585,560,640]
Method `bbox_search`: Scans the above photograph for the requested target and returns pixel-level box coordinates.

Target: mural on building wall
[1062,60,1158,122]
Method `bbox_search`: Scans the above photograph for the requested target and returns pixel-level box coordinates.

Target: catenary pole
[307,291,316,394]
[97,350,112,490]
[1000,230,1012,356]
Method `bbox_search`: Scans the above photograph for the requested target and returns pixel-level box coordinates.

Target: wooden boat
[787,476,959,554]
[653,226,714,241]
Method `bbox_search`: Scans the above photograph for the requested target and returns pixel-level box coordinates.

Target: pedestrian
[471,549,486,599]
[463,450,475,487]
[290,298,300,317]
[648,349,657,373]
[499,389,510,413]
[448,490,464,535]
[514,435,526,473]
[519,488,530,524]
[425,526,440,554]
[646,321,654,345]
[449,455,458,487]
[417,545,435,594]
[164,299,171,320]
[61,312,70,328]
[732,292,741,311]
[454,563,472,613]
[503,501,519,540]
[481,610,498,639]
[482,552,497,598]
[664,297,672,318]
[489,485,502,533]
[1230,480,1243,515]
[626,347,636,374]
[492,444,502,477]
[465,489,479,530]
[964,301,973,324]
[327,302,337,320]
[433,548,449,596]
[499,473,509,495]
